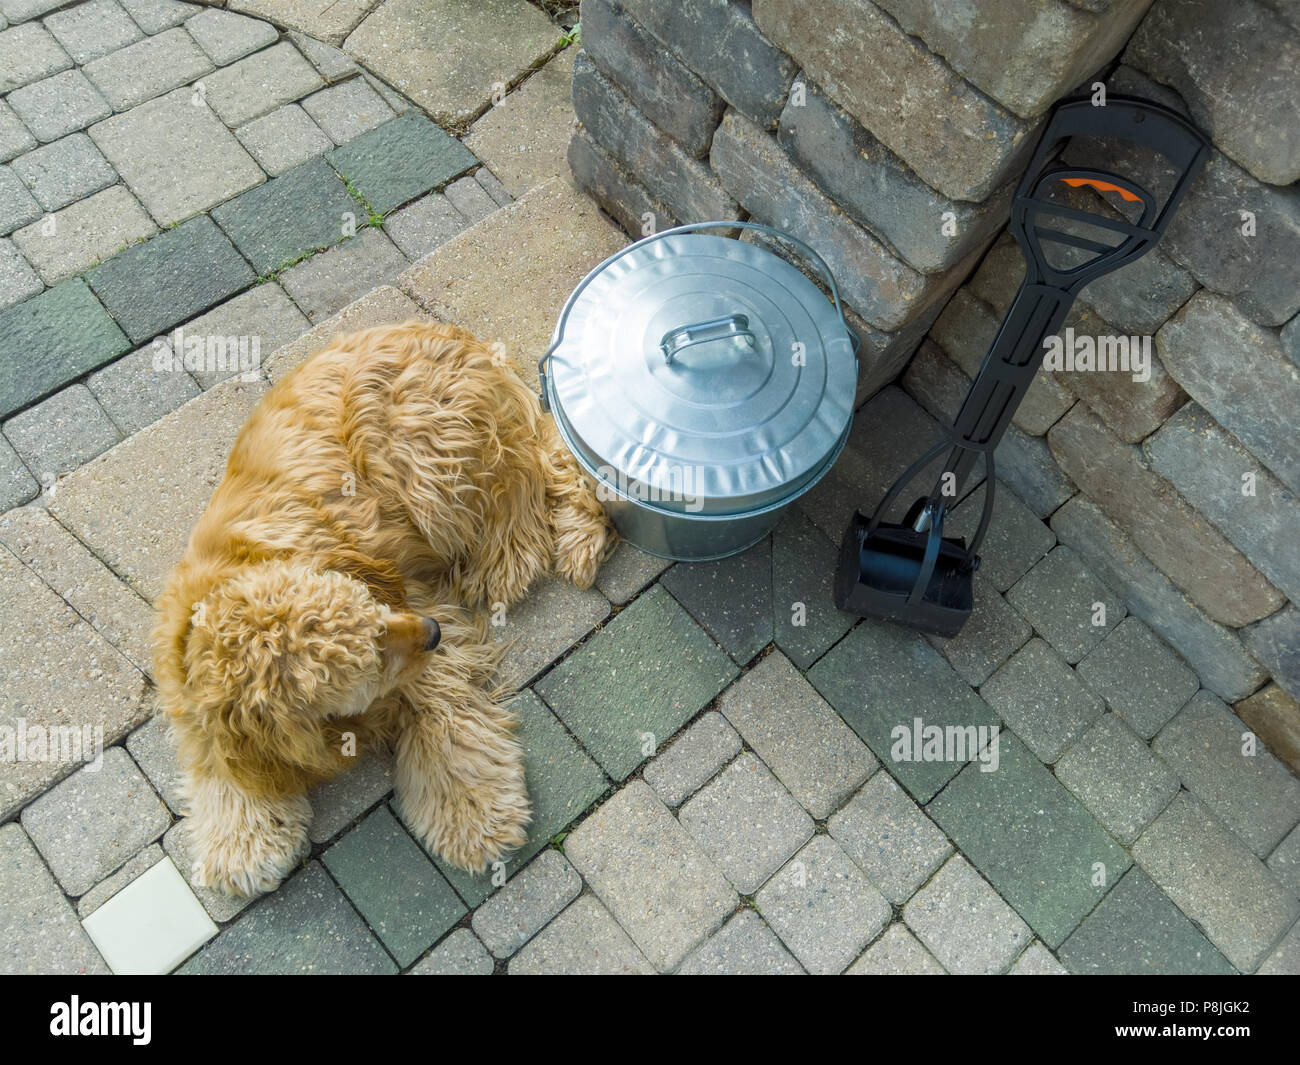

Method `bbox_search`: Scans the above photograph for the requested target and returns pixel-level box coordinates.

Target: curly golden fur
[153,322,612,896]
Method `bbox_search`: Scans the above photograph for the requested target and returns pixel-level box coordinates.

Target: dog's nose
[422,617,441,651]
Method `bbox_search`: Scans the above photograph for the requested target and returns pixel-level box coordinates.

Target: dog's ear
[322,546,407,608]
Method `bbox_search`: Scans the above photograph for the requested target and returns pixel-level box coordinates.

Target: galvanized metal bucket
[540,221,859,561]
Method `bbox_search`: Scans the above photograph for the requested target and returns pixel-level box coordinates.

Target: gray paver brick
[9,70,111,143]
[1054,714,1180,846]
[928,732,1132,949]
[443,173,496,224]
[1268,823,1300,900]
[903,854,1032,975]
[0,22,70,94]
[175,282,309,388]
[1153,691,1300,859]
[180,862,396,974]
[641,710,741,809]
[12,184,157,285]
[1256,922,1300,976]
[408,928,493,975]
[807,617,999,803]
[0,238,40,309]
[846,922,946,975]
[565,780,736,972]
[1132,792,1300,972]
[679,753,814,894]
[19,746,169,896]
[184,7,277,65]
[475,168,512,208]
[1007,545,1126,663]
[507,894,654,974]
[44,0,143,64]
[123,713,183,814]
[0,822,108,974]
[927,574,1033,687]
[301,76,394,144]
[0,433,37,509]
[0,277,128,417]
[119,0,198,34]
[287,30,358,84]
[10,132,116,211]
[720,651,877,819]
[278,226,408,323]
[947,479,1058,593]
[492,573,610,688]
[327,111,477,214]
[89,86,264,227]
[161,819,254,923]
[829,771,952,905]
[234,103,332,176]
[661,537,772,665]
[1009,942,1069,975]
[0,165,40,234]
[322,806,464,967]
[0,101,37,162]
[86,214,256,343]
[88,344,201,435]
[76,843,164,917]
[756,835,891,975]
[471,848,581,959]
[980,638,1104,765]
[592,540,671,606]
[306,746,392,844]
[199,40,324,127]
[1058,866,1235,975]
[84,27,213,111]
[678,909,804,975]
[1075,616,1200,739]
[3,383,121,476]
[381,190,468,261]
[210,155,358,273]
[535,584,738,782]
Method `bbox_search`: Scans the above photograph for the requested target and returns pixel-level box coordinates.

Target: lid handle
[660,313,756,363]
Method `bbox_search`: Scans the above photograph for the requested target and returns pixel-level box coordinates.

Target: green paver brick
[1075,616,1199,739]
[322,806,464,967]
[1006,545,1125,663]
[1153,690,1300,858]
[86,215,256,343]
[1054,713,1179,845]
[179,862,396,975]
[1058,867,1235,975]
[771,510,855,669]
[807,618,999,802]
[405,689,607,907]
[661,536,772,664]
[211,156,358,273]
[0,278,128,417]
[927,732,1132,949]
[327,111,477,214]
[535,584,738,781]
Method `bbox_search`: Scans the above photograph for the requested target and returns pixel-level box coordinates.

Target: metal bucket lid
[543,225,858,516]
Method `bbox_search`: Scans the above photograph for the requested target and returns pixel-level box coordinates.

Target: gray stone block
[679,752,814,893]
[184,6,277,65]
[712,110,935,332]
[678,909,804,974]
[124,713,184,814]
[846,922,946,974]
[474,168,511,208]
[1075,616,1199,739]
[566,127,678,238]
[1049,404,1283,627]
[1051,497,1266,702]
[1242,605,1300,704]
[593,538,672,606]
[19,746,170,896]
[1145,403,1300,606]
[471,848,581,959]
[1268,823,1300,901]
[0,22,71,94]
[581,0,722,158]
[119,0,200,34]
[279,227,410,324]
[287,30,358,84]
[1133,792,1300,972]
[82,27,213,112]
[174,282,309,388]
[44,0,143,65]
[442,174,495,224]
[3,383,121,476]
[0,165,40,235]
[507,893,653,974]
[198,39,324,127]
[382,191,469,261]
[777,79,1014,274]
[1006,545,1125,664]
[753,0,1040,201]
[1126,0,1300,185]
[0,237,40,310]
[641,710,741,809]
[719,652,877,819]
[0,100,37,163]
[0,426,37,509]
[12,184,157,286]
[9,133,116,212]
[234,104,332,176]
[617,0,796,128]
[301,76,394,145]
[1009,941,1069,975]
[573,54,738,225]
[86,214,256,343]
[88,345,199,435]
[408,928,493,975]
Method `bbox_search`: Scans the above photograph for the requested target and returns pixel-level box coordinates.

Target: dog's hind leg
[541,423,614,590]
[183,772,311,897]
[391,661,531,874]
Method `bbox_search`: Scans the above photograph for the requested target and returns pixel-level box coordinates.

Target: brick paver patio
[0,0,1297,976]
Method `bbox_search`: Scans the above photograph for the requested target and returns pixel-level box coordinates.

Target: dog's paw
[437,800,531,875]
[184,786,312,897]
[553,504,614,590]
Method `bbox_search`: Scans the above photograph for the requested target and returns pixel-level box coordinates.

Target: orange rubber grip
[1059,177,1141,202]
